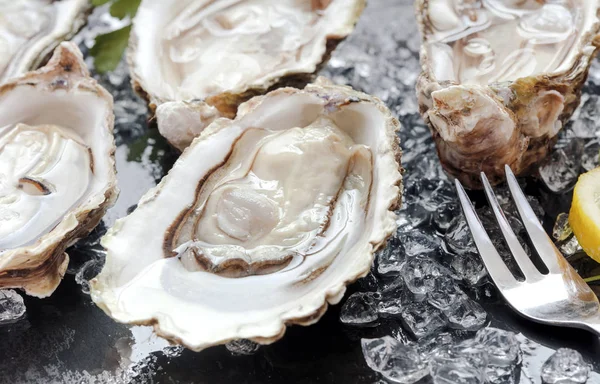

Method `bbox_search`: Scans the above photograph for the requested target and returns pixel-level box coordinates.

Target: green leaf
[109,0,141,19]
[90,25,132,74]
[91,0,112,6]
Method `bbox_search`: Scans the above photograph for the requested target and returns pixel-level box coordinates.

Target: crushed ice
[334,1,595,377]
[541,348,590,384]
[362,328,530,384]
[225,339,261,356]
[340,292,380,326]
[361,336,429,384]
[0,289,26,324]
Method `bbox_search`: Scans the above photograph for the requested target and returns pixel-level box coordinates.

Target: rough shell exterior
[415,0,600,188]
[0,43,118,297]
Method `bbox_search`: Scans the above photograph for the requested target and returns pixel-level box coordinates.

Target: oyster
[416,0,600,188]
[0,0,89,84]
[129,0,365,150]
[91,79,401,351]
[0,42,118,297]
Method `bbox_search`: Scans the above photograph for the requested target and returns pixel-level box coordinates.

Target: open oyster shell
[91,79,402,351]
[129,0,365,150]
[0,42,118,297]
[0,0,89,84]
[416,0,600,188]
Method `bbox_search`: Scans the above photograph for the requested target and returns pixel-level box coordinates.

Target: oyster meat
[91,79,401,351]
[129,0,365,150]
[0,42,118,297]
[416,0,600,188]
[0,0,89,84]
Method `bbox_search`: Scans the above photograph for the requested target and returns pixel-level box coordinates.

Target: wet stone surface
[0,0,599,383]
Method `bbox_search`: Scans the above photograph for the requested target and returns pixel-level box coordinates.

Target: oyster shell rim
[414,0,600,87]
[126,0,367,115]
[91,79,403,351]
[0,0,91,84]
[0,42,119,298]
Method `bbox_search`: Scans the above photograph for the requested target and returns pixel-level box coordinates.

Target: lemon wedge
[569,167,600,262]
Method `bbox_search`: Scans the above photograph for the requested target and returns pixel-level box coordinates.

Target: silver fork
[455,165,600,336]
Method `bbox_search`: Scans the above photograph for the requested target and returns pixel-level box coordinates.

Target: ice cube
[427,277,465,311]
[396,93,419,118]
[401,130,431,164]
[380,278,405,298]
[396,200,431,232]
[528,195,545,219]
[434,202,461,232]
[475,328,521,367]
[377,240,405,275]
[448,253,487,286]
[377,299,403,318]
[400,302,447,339]
[361,336,430,384]
[485,365,519,384]
[452,340,490,368]
[416,332,454,359]
[162,345,184,358]
[380,279,415,307]
[539,139,584,194]
[445,215,478,255]
[402,118,431,141]
[571,94,600,139]
[225,339,260,356]
[400,255,446,296]
[430,340,489,384]
[408,179,455,212]
[478,208,531,277]
[357,272,380,292]
[478,206,524,237]
[552,213,573,242]
[425,181,456,212]
[559,235,583,257]
[582,139,600,172]
[430,361,486,384]
[541,348,590,384]
[444,298,487,331]
[0,289,26,324]
[404,156,448,187]
[587,58,600,85]
[401,231,441,258]
[340,292,379,326]
[492,191,544,227]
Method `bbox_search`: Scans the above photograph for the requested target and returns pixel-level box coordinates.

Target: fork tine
[480,172,542,281]
[504,165,562,274]
[455,179,520,289]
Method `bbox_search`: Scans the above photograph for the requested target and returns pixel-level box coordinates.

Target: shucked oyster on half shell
[416,0,600,188]
[0,0,90,84]
[0,42,118,297]
[128,0,365,150]
[91,79,402,351]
